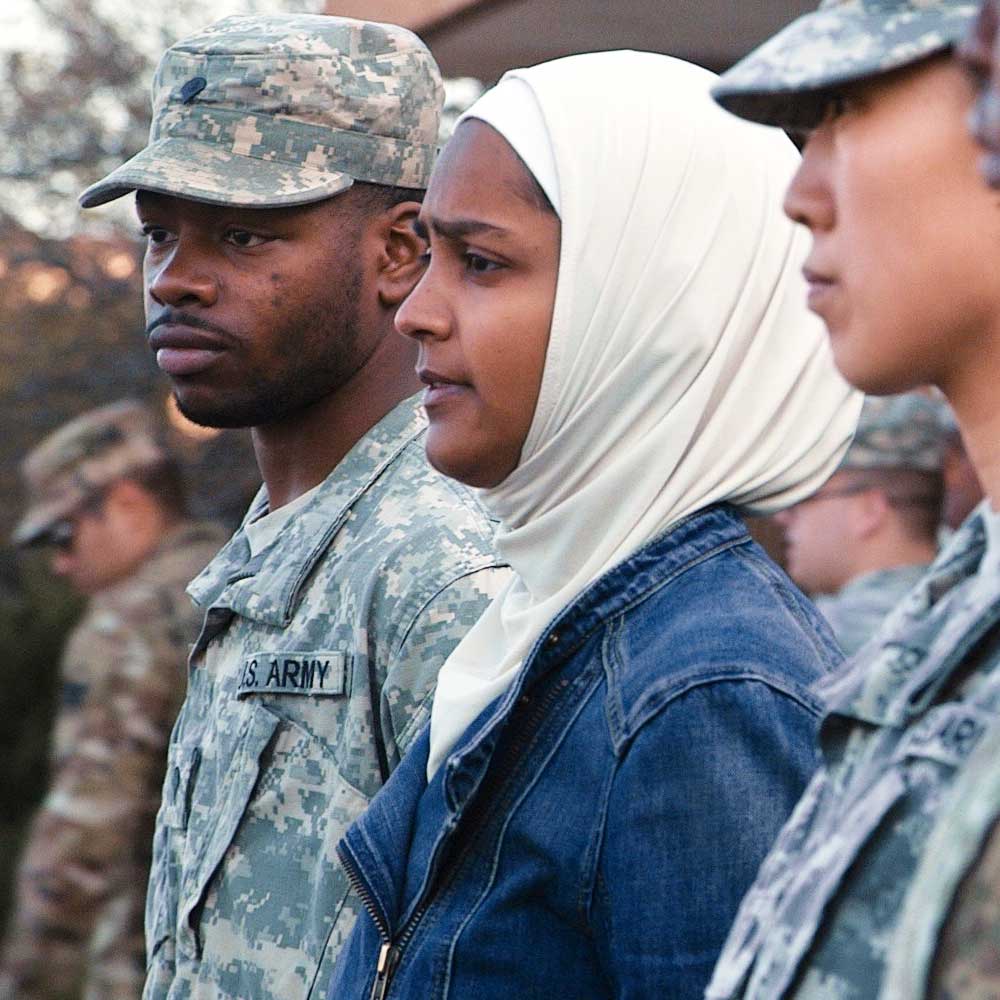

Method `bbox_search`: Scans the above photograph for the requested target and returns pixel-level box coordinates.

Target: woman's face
[396,120,561,488]
[783,57,1000,402]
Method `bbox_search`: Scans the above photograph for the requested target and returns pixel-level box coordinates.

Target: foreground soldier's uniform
[147,401,505,999]
[812,394,948,655]
[703,4,996,999]
[78,17,509,999]
[883,718,1000,998]
[0,402,223,1000]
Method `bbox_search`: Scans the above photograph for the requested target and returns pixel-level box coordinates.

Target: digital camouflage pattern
[13,400,168,547]
[0,522,224,1000]
[144,397,508,1000]
[706,502,1000,999]
[815,563,930,655]
[881,716,1000,998]
[79,14,444,209]
[840,392,950,473]
[711,0,978,130]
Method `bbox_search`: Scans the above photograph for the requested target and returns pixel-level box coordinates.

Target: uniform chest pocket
[162,741,202,831]
[177,697,368,992]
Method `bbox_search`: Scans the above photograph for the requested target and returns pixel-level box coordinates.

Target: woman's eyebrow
[418,215,512,240]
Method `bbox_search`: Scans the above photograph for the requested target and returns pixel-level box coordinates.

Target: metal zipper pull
[369,942,401,1000]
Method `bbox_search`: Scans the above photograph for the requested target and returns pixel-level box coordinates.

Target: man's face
[139,191,377,429]
[48,495,137,595]
[782,57,1000,397]
[960,0,1000,183]
[776,472,863,595]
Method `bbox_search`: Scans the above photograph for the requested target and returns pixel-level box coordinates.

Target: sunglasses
[33,490,107,552]
[36,518,77,552]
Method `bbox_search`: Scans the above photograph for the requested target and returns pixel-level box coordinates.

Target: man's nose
[146,239,219,309]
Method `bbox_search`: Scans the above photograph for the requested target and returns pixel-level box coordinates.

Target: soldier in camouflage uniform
[702,2,1000,998]
[79,15,508,999]
[0,401,224,1000]
[778,393,948,655]
[876,9,1000,997]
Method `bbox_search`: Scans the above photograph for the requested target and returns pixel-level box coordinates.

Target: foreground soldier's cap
[840,393,949,473]
[79,14,443,209]
[712,0,978,130]
[13,400,167,547]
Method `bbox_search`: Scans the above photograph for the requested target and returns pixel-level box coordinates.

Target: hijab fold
[427,51,861,780]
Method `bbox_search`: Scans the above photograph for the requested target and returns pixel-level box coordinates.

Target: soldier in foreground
[778,393,947,655]
[700,1,1000,997]
[0,400,223,1000]
[79,14,506,998]
[874,6,1000,996]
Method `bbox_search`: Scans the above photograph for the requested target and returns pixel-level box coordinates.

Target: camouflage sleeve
[0,596,188,999]
[378,565,509,772]
[929,815,1000,997]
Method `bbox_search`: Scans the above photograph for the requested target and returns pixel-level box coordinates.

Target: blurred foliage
[0,0,323,235]
[0,208,261,932]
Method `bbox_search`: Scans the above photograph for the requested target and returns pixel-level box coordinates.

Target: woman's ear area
[376,201,426,308]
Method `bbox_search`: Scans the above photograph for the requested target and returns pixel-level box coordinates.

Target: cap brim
[712,4,977,130]
[11,496,79,548]
[79,137,355,209]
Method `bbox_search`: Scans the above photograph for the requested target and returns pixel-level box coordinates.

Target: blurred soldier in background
[939,407,984,532]
[877,7,1000,997]
[78,14,506,999]
[0,400,223,1000]
[778,393,947,655]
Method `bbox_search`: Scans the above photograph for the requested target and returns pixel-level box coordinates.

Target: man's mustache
[145,312,234,340]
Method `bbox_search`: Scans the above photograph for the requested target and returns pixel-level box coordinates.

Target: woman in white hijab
[329,50,861,1000]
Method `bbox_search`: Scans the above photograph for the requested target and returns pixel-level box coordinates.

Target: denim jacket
[328,505,842,1000]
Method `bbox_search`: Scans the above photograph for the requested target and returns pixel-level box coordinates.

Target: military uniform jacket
[0,520,224,1000]
[881,710,1000,999]
[706,504,1000,1000]
[144,397,507,1000]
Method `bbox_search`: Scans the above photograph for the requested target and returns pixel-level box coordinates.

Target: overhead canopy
[325,0,816,79]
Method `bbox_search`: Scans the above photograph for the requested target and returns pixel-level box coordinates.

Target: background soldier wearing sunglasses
[0,400,224,1000]
[777,393,949,655]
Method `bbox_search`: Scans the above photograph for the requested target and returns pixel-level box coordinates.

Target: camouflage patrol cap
[712,0,978,130]
[79,14,443,210]
[13,400,168,547]
[840,392,949,472]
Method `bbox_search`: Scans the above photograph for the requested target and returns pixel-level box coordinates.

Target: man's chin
[172,387,320,431]
[173,391,256,430]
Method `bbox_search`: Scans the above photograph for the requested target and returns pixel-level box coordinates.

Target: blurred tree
[0,0,323,235]
[0,208,260,936]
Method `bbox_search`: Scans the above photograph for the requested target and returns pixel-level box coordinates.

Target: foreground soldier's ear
[376,202,427,307]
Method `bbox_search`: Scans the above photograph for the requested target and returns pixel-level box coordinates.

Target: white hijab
[426,51,862,780]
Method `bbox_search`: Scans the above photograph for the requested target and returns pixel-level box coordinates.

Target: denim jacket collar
[187,395,426,627]
[338,504,752,937]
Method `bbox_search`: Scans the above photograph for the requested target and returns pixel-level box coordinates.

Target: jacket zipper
[369,942,401,1000]
[339,663,573,998]
[338,843,400,999]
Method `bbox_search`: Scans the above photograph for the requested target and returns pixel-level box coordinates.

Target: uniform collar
[187,395,426,626]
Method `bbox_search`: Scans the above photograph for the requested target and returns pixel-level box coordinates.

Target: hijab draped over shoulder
[427,50,862,779]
